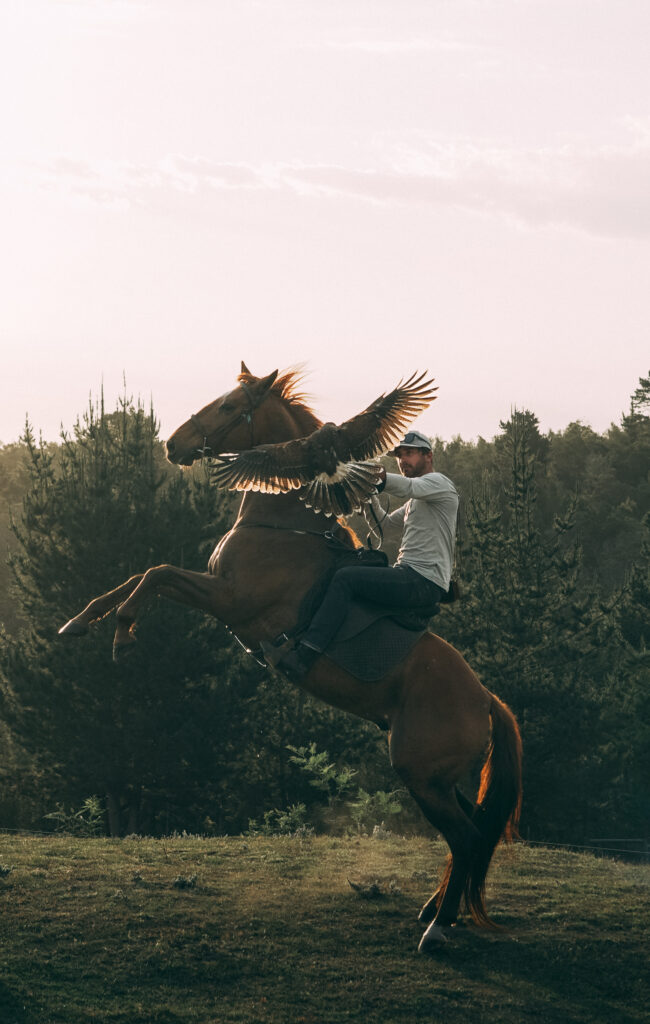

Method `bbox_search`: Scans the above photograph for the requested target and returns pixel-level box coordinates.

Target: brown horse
[59,364,522,953]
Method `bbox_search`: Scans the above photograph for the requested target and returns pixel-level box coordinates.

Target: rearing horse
[59,365,522,953]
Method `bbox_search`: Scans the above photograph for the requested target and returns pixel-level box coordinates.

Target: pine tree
[444,410,601,839]
[631,370,650,414]
[0,393,238,835]
[594,514,650,838]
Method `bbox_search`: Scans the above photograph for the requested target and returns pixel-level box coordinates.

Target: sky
[1,0,649,447]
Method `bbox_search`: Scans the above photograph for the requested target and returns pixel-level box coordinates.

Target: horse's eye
[221,402,234,412]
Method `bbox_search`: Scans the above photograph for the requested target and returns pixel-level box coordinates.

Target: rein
[235,520,348,545]
[365,500,385,550]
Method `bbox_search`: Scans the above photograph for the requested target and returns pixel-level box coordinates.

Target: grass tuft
[172,874,198,890]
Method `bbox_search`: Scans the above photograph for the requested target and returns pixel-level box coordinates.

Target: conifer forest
[0,375,648,847]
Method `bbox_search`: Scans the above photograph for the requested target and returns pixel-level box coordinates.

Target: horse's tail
[465,692,523,927]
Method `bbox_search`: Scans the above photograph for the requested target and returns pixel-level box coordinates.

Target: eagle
[209,371,437,517]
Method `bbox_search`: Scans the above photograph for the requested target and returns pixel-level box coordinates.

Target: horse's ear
[241,360,252,375]
[255,369,278,394]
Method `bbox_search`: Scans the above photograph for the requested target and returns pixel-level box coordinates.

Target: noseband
[191,380,261,454]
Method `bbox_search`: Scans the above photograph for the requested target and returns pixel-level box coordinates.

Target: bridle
[190,380,262,455]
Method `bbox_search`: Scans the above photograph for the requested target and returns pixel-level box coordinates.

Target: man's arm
[381,470,455,502]
[365,491,406,529]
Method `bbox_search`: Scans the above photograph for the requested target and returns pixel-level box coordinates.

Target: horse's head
[165,364,279,465]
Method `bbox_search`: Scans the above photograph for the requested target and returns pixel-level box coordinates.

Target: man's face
[395,446,432,478]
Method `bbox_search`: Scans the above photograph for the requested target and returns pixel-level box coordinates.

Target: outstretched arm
[382,472,456,502]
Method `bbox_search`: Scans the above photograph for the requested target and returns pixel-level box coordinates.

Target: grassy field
[0,833,647,1024]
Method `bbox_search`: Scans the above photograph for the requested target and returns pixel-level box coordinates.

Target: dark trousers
[302,564,444,653]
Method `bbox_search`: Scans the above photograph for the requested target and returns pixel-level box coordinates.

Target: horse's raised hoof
[112,639,137,663]
[58,618,88,638]
[418,923,453,953]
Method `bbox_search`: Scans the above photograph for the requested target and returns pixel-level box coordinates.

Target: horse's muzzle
[165,439,194,466]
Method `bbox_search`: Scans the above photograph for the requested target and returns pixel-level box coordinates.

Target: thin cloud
[322,37,481,55]
[31,129,650,238]
[158,156,273,193]
[283,130,650,238]
[31,156,269,205]
[54,0,151,15]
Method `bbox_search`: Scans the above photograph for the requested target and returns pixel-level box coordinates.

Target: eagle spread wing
[209,371,437,516]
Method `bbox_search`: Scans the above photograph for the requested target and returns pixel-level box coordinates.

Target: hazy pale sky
[1,0,648,446]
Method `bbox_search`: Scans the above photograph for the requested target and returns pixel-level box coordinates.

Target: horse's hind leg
[418,787,476,926]
[58,574,144,637]
[407,785,481,951]
[390,727,481,948]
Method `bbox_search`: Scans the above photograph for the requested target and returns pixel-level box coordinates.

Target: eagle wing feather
[208,372,437,515]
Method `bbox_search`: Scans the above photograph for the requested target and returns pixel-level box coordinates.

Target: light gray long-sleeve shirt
[369,471,458,589]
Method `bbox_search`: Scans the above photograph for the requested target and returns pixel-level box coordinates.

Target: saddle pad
[326,615,426,682]
[332,598,436,643]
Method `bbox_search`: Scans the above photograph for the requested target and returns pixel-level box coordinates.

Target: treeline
[0,377,648,844]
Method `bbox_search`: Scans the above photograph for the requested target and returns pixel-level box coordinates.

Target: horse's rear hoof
[418,923,452,953]
[113,640,137,663]
[418,899,438,926]
[58,619,88,638]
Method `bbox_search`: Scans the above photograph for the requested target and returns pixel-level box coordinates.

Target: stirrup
[274,644,320,682]
[260,634,295,668]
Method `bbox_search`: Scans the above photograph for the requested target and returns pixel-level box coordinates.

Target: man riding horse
[263,428,458,680]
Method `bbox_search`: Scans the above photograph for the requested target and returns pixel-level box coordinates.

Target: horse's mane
[237,367,322,431]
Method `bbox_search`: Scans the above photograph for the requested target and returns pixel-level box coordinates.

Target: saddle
[324,597,438,681]
[292,547,441,682]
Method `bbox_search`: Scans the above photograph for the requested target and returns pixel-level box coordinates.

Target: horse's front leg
[59,574,145,637]
[113,564,231,661]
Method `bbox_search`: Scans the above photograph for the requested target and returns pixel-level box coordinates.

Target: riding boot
[276,642,321,682]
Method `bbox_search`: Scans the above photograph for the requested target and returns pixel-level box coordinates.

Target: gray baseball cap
[391,429,432,454]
